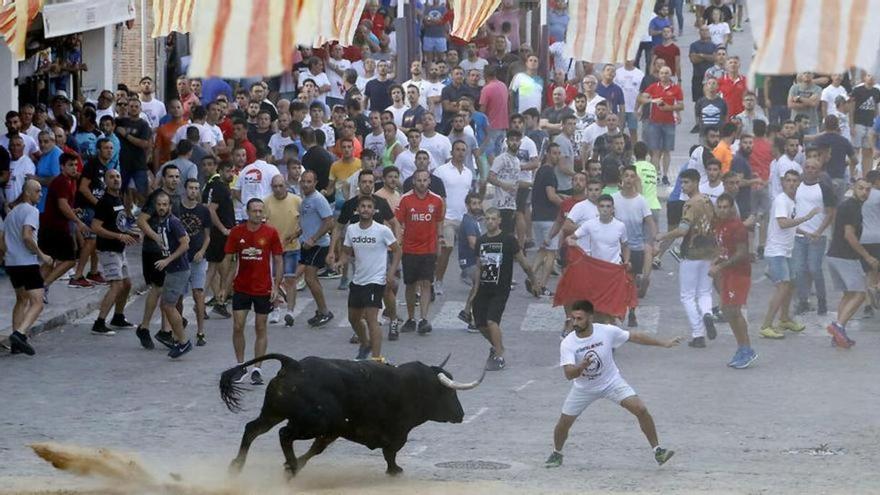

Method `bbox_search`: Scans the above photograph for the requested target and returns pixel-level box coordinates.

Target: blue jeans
[768,105,790,126]
[792,235,827,306]
[669,0,684,31]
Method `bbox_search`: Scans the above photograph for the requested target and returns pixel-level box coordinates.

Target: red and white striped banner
[564,0,654,63]
[151,0,196,37]
[748,0,880,75]
[312,0,369,48]
[0,0,42,60]
[450,0,502,41]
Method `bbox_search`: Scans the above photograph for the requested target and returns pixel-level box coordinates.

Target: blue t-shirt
[458,212,482,268]
[72,128,101,161]
[36,146,62,212]
[470,111,489,151]
[300,191,334,247]
[596,82,626,116]
[104,133,121,170]
[873,116,880,150]
[156,214,190,273]
[422,4,447,38]
[669,160,689,201]
[649,16,672,46]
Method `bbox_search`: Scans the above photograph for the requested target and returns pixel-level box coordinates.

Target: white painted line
[514,380,535,392]
[520,302,567,332]
[633,305,660,334]
[463,406,488,424]
[183,400,198,410]
[431,300,469,330]
[407,445,427,456]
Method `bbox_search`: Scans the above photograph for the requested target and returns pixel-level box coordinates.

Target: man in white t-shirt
[791,159,836,315]
[325,44,352,106]
[759,169,820,339]
[614,60,645,141]
[614,166,657,327]
[231,146,282,220]
[334,195,401,363]
[434,141,474,294]
[820,73,848,118]
[418,113,452,167]
[562,179,602,236]
[698,159,724,204]
[544,299,679,468]
[3,135,35,207]
[769,136,803,200]
[139,76,167,129]
[571,195,629,265]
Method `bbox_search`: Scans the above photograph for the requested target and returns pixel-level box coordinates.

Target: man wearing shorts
[434,141,474,296]
[225,198,283,384]
[179,178,212,345]
[4,180,50,356]
[544,299,679,468]
[457,193,484,330]
[825,179,878,348]
[263,174,302,327]
[614,166,657,327]
[710,193,757,368]
[298,170,335,327]
[530,143,563,296]
[396,169,444,335]
[469,208,538,371]
[203,159,235,318]
[487,130,523,236]
[38,153,87,294]
[91,170,141,344]
[115,97,152,207]
[150,192,192,358]
[335,195,402,362]
[860,170,880,316]
[639,66,683,184]
[759,170,819,339]
[71,138,114,288]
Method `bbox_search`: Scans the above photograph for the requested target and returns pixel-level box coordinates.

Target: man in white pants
[656,169,717,348]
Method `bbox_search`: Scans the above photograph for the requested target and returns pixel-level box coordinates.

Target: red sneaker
[826,323,851,349]
[68,277,94,288]
[86,272,107,285]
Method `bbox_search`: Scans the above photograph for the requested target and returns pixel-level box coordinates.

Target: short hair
[522,107,540,119]
[633,141,648,160]
[162,164,180,177]
[704,158,721,169]
[358,169,374,181]
[415,149,430,160]
[484,206,500,217]
[283,143,300,156]
[621,165,637,176]
[246,198,264,210]
[255,143,271,158]
[286,157,302,168]
[679,169,701,182]
[96,137,112,150]
[505,129,522,139]
[218,160,233,170]
[190,105,207,120]
[571,300,594,314]
[597,194,614,204]
[361,149,377,161]
[716,193,736,207]
[720,122,738,138]
[594,100,609,109]
[465,191,481,203]
[509,113,524,124]
[99,115,115,125]
[753,119,767,137]
[865,169,880,184]
[176,139,194,155]
[185,178,200,188]
[60,152,78,165]
[309,101,325,112]
[382,166,400,177]
[783,169,801,179]
[357,195,375,207]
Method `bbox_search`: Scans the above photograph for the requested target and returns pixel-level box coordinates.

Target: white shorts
[561,378,636,417]
[532,221,559,250]
[853,124,872,148]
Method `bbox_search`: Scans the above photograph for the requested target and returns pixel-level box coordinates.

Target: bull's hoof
[228,459,244,475]
[386,465,403,476]
[283,462,298,480]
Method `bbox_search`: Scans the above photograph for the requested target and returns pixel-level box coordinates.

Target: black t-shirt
[531,165,559,221]
[703,5,733,23]
[302,145,334,194]
[93,192,127,253]
[812,132,855,179]
[202,175,235,231]
[540,105,574,126]
[179,202,211,260]
[827,197,863,260]
[76,158,107,209]
[337,194,395,226]
[247,128,273,150]
[402,105,427,130]
[689,40,717,81]
[767,75,796,105]
[402,174,447,198]
[364,79,396,112]
[730,153,753,217]
[850,84,880,126]
[115,117,152,172]
[477,232,519,290]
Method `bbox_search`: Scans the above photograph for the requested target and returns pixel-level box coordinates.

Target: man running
[263,174,303,327]
[544,299,679,468]
[298,170,335,327]
[335,195,402,362]
[203,159,235,318]
[225,198,283,385]
[179,178,212,346]
[150,192,192,358]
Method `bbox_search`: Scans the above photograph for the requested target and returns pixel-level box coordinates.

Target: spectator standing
[614,60,645,142]
[787,72,822,134]
[849,73,880,170]
[640,66,684,185]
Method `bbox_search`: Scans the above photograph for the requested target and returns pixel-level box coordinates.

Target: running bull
[219,353,484,476]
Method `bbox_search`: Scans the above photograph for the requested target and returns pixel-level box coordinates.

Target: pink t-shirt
[480,80,510,130]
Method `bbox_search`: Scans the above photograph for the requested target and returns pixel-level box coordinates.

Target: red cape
[553,247,638,318]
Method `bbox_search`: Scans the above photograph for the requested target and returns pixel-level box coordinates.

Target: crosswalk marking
[521,302,566,332]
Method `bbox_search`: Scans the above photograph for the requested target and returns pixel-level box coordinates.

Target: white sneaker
[268,309,282,324]
[296,278,306,291]
[434,280,444,296]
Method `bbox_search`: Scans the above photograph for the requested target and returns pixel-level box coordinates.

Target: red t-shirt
[238,139,257,165]
[749,137,773,183]
[545,82,578,107]
[41,174,76,231]
[644,81,683,124]
[717,74,748,117]
[557,196,583,220]
[480,80,510,130]
[61,145,84,174]
[715,217,751,275]
[396,190,444,254]
[652,43,680,75]
[224,223,283,296]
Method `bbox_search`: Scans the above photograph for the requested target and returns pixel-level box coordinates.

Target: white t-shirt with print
[140,98,167,129]
[232,160,282,218]
[344,221,397,285]
[560,323,630,391]
[574,217,628,263]
[764,192,797,258]
[699,181,725,205]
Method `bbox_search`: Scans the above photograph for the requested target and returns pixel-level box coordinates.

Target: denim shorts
[644,122,676,151]
[283,250,301,277]
[766,255,793,284]
[624,112,638,131]
[187,258,208,291]
[162,269,191,305]
[422,36,448,53]
[122,169,149,196]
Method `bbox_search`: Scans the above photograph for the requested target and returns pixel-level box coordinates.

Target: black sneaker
[794,301,812,315]
[317,268,342,279]
[817,300,828,316]
[167,340,193,359]
[231,366,248,384]
[206,296,218,307]
[388,319,400,341]
[703,314,717,340]
[196,333,207,346]
[661,175,670,186]
[712,306,727,323]
[154,330,175,349]
[250,368,264,385]
[430,285,436,302]
[654,447,675,465]
[485,355,505,371]
[212,304,231,318]
[401,318,417,333]
[457,310,472,325]
[417,318,432,335]
[284,313,295,327]
[688,336,706,348]
[627,310,638,328]
[355,345,371,360]
[349,333,360,344]
[91,320,117,336]
[311,311,334,327]
[109,314,134,328]
[307,310,321,326]
[865,305,875,318]
[8,331,35,356]
[136,326,155,349]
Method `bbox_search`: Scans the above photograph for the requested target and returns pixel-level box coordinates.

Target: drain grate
[435,460,511,470]
[785,444,846,456]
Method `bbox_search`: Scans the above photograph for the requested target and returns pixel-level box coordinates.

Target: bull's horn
[437,369,486,391]
[438,353,452,369]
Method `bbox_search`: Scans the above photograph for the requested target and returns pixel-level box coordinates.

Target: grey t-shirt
[553,133,575,191]
[612,192,652,251]
[861,187,880,244]
[157,158,199,195]
[299,191,334,247]
[788,83,822,129]
[3,202,39,266]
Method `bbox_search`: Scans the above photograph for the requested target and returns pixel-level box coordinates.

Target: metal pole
[395,0,411,82]
[538,0,548,79]
[140,0,146,78]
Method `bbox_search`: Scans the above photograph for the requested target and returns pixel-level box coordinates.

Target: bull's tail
[219,353,299,412]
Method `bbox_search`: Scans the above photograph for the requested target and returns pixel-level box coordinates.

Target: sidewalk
[0,245,146,346]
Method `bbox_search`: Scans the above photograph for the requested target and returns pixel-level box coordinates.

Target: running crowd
[1,0,879,469]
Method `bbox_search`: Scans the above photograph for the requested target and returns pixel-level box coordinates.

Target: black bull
[219,353,485,476]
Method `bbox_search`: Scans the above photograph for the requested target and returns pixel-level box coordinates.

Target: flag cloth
[564,0,654,63]
[553,247,638,318]
[0,0,43,61]
[747,0,880,76]
[151,0,196,37]
[450,0,502,42]
[188,0,310,78]
[312,0,369,48]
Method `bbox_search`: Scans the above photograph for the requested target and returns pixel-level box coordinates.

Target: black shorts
[666,200,684,230]
[861,244,880,272]
[472,287,510,327]
[206,231,228,263]
[142,251,166,287]
[232,291,273,314]
[300,245,328,269]
[6,265,44,291]
[38,228,77,262]
[402,253,437,285]
[499,209,516,235]
[629,250,645,275]
[348,283,385,309]
[515,186,531,213]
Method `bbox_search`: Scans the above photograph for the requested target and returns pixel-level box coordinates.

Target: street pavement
[3,14,880,495]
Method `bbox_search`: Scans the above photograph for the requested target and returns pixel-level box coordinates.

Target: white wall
[0,43,18,121]
[80,26,114,101]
